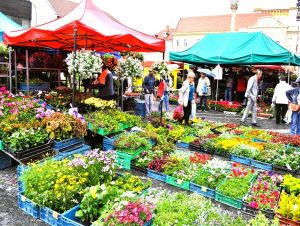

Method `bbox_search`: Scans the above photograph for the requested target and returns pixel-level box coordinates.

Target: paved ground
[0,103,290,225]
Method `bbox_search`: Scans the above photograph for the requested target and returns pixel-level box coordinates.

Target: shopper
[272,74,292,124]
[240,69,263,127]
[97,65,115,100]
[142,68,156,116]
[225,74,234,102]
[178,70,195,125]
[286,77,300,134]
[158,74,173,113]
[196,72,210,112]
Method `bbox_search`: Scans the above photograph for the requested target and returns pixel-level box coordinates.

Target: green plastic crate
[116,156,131,170]
[0,140,3,151]
[88,123,125,136]
[215,191,243,209]
[116,147,144,160]
[166,175,190,190]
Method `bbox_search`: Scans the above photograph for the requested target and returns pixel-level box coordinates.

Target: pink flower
[250,201,259,209]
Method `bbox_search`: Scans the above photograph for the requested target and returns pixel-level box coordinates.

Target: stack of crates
[103,134,121,151]
[134,100,146,117]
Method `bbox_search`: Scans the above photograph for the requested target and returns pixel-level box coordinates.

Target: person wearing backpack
[196,73,210,112]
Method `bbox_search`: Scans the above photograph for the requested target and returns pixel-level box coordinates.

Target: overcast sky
[83,0,297,34]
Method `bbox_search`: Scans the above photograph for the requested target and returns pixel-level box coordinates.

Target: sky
[84,0,298,35]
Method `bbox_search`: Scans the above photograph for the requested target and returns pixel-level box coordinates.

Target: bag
[157,81,165,98]
[191,100,196,120]
[289,103,300,112]
[242,97,247,107]
[284,109,292,123]
[202,82,208,95]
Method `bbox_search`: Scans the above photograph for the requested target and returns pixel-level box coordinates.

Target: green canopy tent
[170,31,300,66]
[0,12,22,42]
[170,31,300,104]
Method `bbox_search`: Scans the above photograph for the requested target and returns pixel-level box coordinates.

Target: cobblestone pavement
[0,105,289,225]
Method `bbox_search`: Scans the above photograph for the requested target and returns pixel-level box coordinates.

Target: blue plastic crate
[189,182,215,199]
[135,109,146,117]
[0,150,13,169]
[103,134,120,151]
[230,154,251,165]
[18,193,40,219]
[103,144,114,151]
[17,164,28,177]
[40,206,63,226]
[176,141,189,149]
[54,145,91,161]
[147,169,166,182]
[19,82,50,91]
[54,138,84,151]
[18,180,25,193]
[60,205,84,226]
[251,159,272,171]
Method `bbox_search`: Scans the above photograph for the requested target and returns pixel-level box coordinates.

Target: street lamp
[230,0,239,32]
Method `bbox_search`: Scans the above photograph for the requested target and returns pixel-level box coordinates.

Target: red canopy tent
[4,0,165,104]
[4,0,165,52]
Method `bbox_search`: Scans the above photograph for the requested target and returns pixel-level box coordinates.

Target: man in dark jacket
[286,77,300,134]
[142,69,156,116]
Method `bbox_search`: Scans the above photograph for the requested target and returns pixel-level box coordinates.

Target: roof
[155,27,175,40]
[170,32,300,66]
[175,13,270,33]
[48,0,78,17]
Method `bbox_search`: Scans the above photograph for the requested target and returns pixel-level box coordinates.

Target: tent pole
[72,27,78,107]
[8,49,12,92]
[215,79,219,110]
[14,50,17,94]
[26,49,29,93]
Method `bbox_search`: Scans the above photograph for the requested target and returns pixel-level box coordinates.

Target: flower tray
[147,169,166,182]
[53,138,85,152]
[40,206,69,226]
[275,213,300,226]
[18,192,40,219]
[214,150,231,160]
[0,140,3,150]
[241,201,275,219]
[189,144,214,155]
[215,191,243,209]
[116,156,131,170]
[0,150,13,170]
[116,147,145,160]
[103,134,121,151]
[60,205,84,226]
[130,163,147,174]
[230,154,251,166]
[273,165,298,175]
[54,145,91,161]
[4,140,54,161]
[176,140,189,149]
[189,182,215,199]
[88,122,124,136]
[250,159,272,171]
[252,138,267,143]
[166,175,190,190]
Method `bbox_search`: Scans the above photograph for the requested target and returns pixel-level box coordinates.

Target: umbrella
[197,68,216,78]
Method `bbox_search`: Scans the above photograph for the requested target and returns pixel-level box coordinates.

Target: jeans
[144,93,153,116]
[290,111,300,134]
[180,101,192,125]
[225,87,232,101]
[199,96,207,111]
[275,104,288,124]
[158,91,170,112]
[241,97,257,124]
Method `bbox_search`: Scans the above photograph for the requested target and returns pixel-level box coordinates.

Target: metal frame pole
[8,49,12,92]
[72,27,77,107]
[26,49,29,93]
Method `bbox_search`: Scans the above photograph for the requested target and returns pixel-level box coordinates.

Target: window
[184,39,187,46]
[176,40,180,47]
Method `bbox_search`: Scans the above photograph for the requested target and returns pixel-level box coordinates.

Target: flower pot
[275,213,300,226]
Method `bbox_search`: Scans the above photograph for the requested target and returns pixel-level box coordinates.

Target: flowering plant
[0,42,12,56]
[190,152,211,164]
[29,52,50,68]
[104,200,153,226]
[148,155,169,172]
[277,191,300,222]
[281,174,300,195]
[114,173,152,194]
[245,171,282,210]
[83,97,116,110]
[86,111,121,134]
[114,133,150,153]
[209,100,242,112]
[116,56,142,78]
[151,62,168,77]
[65,49,103,80]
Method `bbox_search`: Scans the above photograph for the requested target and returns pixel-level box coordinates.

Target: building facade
[0,0,31,28]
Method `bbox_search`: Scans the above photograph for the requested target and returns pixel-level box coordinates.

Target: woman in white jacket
[272,74,292,124]
[178,71,195,125]
[196,73,210,112]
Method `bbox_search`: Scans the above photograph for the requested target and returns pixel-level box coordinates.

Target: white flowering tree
[65,49,103,81]
[151,62,169,77]
[116,56,142,78]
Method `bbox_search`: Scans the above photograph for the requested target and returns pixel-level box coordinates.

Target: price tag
[21,196,26,202]
[177,179,183,185]
[286,163,292,171]
[52,211,59,219]
[201,186,207,192]
[178,140,181,143]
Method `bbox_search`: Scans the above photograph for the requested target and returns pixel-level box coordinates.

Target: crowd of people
[140,66,300,135]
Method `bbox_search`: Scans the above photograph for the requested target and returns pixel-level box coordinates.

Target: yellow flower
[89,186,97,199]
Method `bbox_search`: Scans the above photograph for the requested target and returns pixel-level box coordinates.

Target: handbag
[191,100,196,120]
[289,103,300,112]
[242,97,247,107]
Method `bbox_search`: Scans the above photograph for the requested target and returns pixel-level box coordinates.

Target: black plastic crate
[4,141,53,161]
[241,201,275,219]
